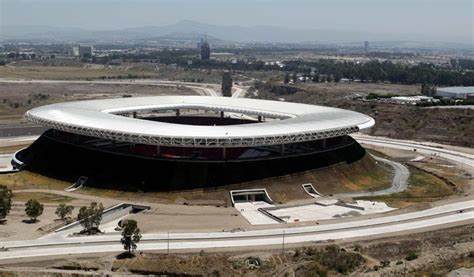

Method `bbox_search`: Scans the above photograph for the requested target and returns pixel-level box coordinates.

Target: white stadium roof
[26,96,375,147]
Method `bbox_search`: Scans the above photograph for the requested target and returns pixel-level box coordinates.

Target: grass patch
[13,192,75,203]
[356,165,454,208]
[0,171,70,190]
[340,154,392,192]
[366,149,390,159]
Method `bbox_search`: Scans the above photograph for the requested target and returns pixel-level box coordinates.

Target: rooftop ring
[26,96,375,147]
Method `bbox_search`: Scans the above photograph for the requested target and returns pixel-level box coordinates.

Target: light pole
[167,231,170,255]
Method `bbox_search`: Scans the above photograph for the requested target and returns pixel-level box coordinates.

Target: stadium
[13,96,375,191]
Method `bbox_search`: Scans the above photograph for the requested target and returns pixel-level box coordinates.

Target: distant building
[200,36,211,60]
[436,87,474,99]
[389,96,439,105]
[364,41,370,52]
[73,45,94,57]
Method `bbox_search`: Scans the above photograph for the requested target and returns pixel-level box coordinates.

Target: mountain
[121,20,375,43]
[2,20,472,47]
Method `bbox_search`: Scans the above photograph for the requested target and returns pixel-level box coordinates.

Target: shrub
[405,251,418,261]
[55,203,74,221]
[303,261,328,277]
[0,185,13,219]
[304,245,364,274]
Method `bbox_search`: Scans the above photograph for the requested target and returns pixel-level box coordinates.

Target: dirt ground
[0,204,66,241]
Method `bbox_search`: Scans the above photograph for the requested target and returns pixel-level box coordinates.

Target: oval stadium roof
[26,96,375,147]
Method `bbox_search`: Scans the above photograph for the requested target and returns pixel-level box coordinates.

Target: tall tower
[200,34,211,60]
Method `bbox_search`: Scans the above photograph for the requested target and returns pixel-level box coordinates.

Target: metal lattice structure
[26,96,375,148]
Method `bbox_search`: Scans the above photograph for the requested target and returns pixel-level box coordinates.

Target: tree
[284,73,290,84]
[221,71,233,97]
[77,202,104,234]
[312,74,319,83]
[0,185,13,219]
[292,72,297,83]
[25,199,44,222]
[120,220,142,254]
[55,203,74,221]
[421,83,436,96]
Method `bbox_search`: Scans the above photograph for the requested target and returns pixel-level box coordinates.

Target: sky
[1,0,473,42]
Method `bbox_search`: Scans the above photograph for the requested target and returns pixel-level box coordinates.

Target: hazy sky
[1,0,473,41]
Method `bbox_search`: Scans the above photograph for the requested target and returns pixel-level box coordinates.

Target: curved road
[337,154,410,197]
[353,134,474,173]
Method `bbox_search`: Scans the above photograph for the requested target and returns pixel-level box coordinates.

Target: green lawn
[356,165,454,208]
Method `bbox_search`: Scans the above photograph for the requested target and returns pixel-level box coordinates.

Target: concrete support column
[321,139,326,149]
[176,109,180,117]
[156,145,161,156]
[258,115,262,122]
[220,111,224,118]
[132,111,137,118]
[222,147,227,160]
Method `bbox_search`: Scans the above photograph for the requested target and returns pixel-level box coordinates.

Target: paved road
[337,154,409,197]
[232,85,248,98]
[0,136,38,147]
[353,134,474,173]
[0,125,47,138]
[0,200,472,260]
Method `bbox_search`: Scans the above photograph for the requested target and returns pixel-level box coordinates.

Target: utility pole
[167,231,170,255]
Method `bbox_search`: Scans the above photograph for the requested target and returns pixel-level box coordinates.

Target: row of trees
[283,60,474,86]
[222,72,233,97]
[201,59,474,86]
